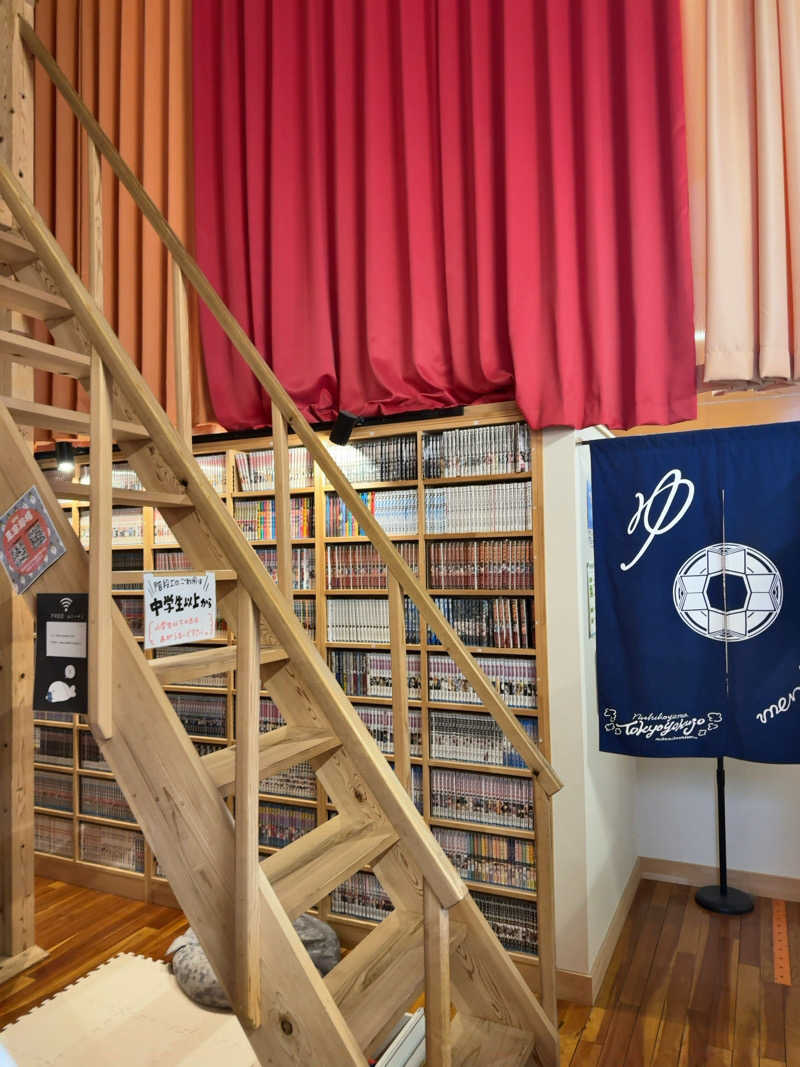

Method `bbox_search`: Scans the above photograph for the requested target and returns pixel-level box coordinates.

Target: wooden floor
[0,876,188,1029]
[559,878,800,1066]
[2,876,799,1065]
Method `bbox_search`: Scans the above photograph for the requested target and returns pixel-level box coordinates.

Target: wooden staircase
[0,22,564,1067]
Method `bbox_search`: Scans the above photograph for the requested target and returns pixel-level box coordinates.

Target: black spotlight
[329,411,359,446]
[55,440,75,476]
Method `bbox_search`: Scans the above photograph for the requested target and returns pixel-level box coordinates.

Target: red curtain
[192,0,696,432]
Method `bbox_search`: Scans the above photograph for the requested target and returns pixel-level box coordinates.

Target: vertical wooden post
[171,261,192,447]
[0,0,34,424]
[423,880,452,1067]
[87,139,113,741]
[234,585,261,1028]
[533,776,557,1023]
[388,574,411,793]
[271,403,292,599]
[0,0,46,983]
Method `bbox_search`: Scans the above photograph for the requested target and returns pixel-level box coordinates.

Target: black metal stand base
[695,884,754,915]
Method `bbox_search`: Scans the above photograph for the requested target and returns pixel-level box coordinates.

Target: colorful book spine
[428,596,532,648]
[427,653,537,709]
[425,482,532,534]
[426,538,533,590]
[330,870,394,922]
[34,813,73,857]
[325,489,418,537]
[472,891,538,955]
[80,778,135,823]
[327,434,417,483]
[34,769,73,812]
[432,826,536,891]
[429,768,534,831]
[79,822,145,872]
[325,541,418,589]
[167,692,227,737]
[258,802,316,848]
[326,597,420,644]
[429,710,538,767]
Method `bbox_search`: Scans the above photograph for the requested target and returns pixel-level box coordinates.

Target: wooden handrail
[17,18,561,798]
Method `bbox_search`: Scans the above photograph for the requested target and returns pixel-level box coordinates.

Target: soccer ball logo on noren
[672,543,783,642]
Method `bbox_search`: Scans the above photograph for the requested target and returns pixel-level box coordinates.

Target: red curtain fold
[192,0,696,432]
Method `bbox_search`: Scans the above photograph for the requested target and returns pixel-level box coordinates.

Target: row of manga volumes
[328,650,422,699]
[422,422,531,479]
[473,892,538,955]
[35,813,73,857]
[34,725,73,766]
[330,871,393,922]
[327,434,417,484]
[427,538,533,590]
[196,453,227,494]
[79,822,145,873]
[233,497,314,541]
[168,692,227,737]
[432,827,536,891]
[255,546,315,589]
[193,740,224,758]
[355,704,423,757]
[326,597,420,644]
[34,769,73,812]
[428,596,532,649]
[259,699,285,732]
[153,509,177,545]
[80,778,135,823]
[260,759,317,800]
[429,710,538,768]
[80,508,143,546]
[325,489,418,537]
[429,768,533,831]
[258,801,316,848]
[154,644,227,687]
[79,731,110,772]
[425,483,532,534]
[428,653,537,709]
[111,548,144,590]
[235,446,314,491]
[79,462,143,490]
[292,599,316,638]
[114,596,144,636]
[325,541,419,589]
[152,549,192,569]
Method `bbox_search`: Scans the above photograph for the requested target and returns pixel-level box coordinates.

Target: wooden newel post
[0,0,47,983]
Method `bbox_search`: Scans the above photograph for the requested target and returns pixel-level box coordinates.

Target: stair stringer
[0,402,367,1065]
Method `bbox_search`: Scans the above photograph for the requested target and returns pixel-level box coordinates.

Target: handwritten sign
[143,572,216,649]
[0,486,65,594]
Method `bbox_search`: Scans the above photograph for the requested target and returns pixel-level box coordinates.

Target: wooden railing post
[171,260,192,447]
[87,139,113,741]
[235,585,261,1028]
[533,778,557,1023]
[271,404,292,599]
[388,575,411,794]
[424,881,452,1067]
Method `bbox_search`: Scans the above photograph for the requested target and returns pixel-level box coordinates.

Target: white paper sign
[143,571,217,650]
[46,620,87,659]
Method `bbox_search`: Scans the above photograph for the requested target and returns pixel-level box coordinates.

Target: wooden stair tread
[0,330,90,376]
[202,724,339,796]
[325,909,466,1055]
[0,274,72,322]
[151,644,287,684]
[50,480,192,509]
[449,1014,536,1066]
[261,815,398,921]
[3,397,147,440]
[0,228,38,268]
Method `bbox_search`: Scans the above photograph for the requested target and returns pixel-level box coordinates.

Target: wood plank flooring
[0,876,188,1029]
[2,875,799,1066]
[560,880,800,1066]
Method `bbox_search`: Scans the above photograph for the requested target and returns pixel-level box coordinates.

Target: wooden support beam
[271,403,292,598]
[87,139,112,740]
[0,330,90,376]
[0,588,35,960]
[202,725,340,797]
[150,643,286,685]
[3,396,147,439]
[424,881,452,1067]
[49,480,192,509]
[171,261,192,447]
[388,574,411,794]
[0,274,72,322]
[234,587,261,1028]
[533,777,557,1025]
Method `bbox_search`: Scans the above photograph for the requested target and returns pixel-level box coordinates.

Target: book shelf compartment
[46,411,546,964]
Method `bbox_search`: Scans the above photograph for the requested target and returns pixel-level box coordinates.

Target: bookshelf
[35,402,549,990]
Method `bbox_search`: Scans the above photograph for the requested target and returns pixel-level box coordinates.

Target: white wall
[636,757,800,879]
[542,429,637,976]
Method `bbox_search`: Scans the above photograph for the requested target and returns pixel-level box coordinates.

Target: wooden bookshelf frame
[35,400,548,988]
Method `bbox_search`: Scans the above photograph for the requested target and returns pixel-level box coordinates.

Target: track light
[329,411,359,447]
[56,441,75,476]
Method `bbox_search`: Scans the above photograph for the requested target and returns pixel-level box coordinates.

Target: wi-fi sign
[59,597,72,613]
